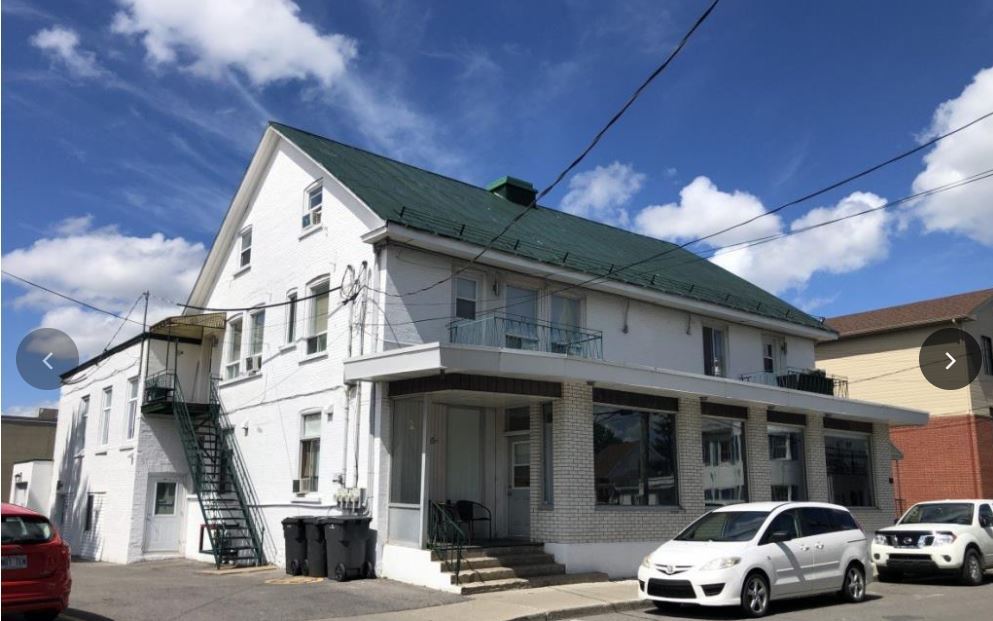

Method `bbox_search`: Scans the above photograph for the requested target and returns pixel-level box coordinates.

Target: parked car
[1,502,72,621]
[637,502,870,618]
[872,499,993,585]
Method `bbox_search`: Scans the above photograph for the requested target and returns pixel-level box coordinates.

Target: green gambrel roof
[272,122,828,331]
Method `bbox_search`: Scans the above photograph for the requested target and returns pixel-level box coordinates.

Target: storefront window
[825,433,874,507]
[768,425,806,501]
[593,405,677,506]
[702,417,747,506]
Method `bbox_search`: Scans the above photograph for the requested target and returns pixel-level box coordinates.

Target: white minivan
[637,502,870,617]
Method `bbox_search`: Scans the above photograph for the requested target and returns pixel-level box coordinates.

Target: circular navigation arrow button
[919,328,981,390]
[16,328,79,390]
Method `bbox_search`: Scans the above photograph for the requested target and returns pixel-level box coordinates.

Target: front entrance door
[144,477,183,553]
[446,408,483,503]
[507,437,531,538]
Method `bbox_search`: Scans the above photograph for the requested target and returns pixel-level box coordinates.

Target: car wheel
[841,563,866,603]
[876,567,902,583]
[960,549,984,586]
[740,572,770,618]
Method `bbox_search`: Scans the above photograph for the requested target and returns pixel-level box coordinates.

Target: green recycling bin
[323,515,373,581]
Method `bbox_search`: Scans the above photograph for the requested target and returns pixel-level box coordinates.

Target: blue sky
[3,0,992,414]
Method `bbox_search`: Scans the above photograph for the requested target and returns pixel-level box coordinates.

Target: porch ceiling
[344,343,928,427]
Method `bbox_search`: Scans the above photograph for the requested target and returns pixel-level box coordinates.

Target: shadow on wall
[54,409,89,556]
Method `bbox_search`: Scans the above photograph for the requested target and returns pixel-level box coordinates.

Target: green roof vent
[486,176,537,207]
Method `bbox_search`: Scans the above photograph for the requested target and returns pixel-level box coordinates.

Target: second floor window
[455,277,477,320]
[983,335,993,375]
[100,387,113,446]
[303,183,323,229]
[247,310,265,372]
[126,377,139,440]
[238,227,252,268]
[78,396,90,450]
[299,412,321,490]
[225,316,243,379]
[286,292,298,344]
[307,280,329,355]
[703,325,727,377]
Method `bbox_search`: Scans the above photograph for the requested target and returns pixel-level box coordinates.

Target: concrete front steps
[435,542,609,595]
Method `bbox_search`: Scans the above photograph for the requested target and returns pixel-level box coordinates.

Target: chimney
[486,176,537,207]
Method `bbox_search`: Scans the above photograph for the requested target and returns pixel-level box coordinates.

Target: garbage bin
[303,517,329,577]
[281,516,308,576]
[324,515,373,581]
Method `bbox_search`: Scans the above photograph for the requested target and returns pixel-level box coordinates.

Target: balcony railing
[739,367,849,398]
[448,313,603,360]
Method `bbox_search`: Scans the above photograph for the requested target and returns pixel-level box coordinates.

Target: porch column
[745,405,771,502]
[804,414,829,502]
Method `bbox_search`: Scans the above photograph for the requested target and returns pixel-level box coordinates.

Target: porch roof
[343,343,928,427]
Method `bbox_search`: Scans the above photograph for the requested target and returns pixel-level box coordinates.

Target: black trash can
[281,516,308,576]
[324,515,373,581]
[303,517,329,577]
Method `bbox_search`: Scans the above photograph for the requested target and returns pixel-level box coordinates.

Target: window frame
[592,403,680,508]
[126,376,139,440]
[285,290,298,345]
[982,335,993,376]
[99,386,113,446]
[767,423,807,501]
[238,226,252,269]
[541,402,554,506]
[302,180,324,230]
[247,307,265,373]
[77,396,90,452]
[454,276,478,321]
[225,315,244,379]
[701,414,748,506]
[824,430,875,508]
[298,411,321,488]
[305,278,330,355]
[702,324,729,377]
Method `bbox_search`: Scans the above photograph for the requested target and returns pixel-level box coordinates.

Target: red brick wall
[890,415,993,514]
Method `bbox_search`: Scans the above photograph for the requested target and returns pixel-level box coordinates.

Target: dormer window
[303,183,323,230]
[239,227,252,268]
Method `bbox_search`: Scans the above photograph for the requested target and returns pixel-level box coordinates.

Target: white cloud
[560,162,646,226]
[635,176,782,247]
[632,176,892,294]
[711,192,892,294]
[909,65,993,246]
[111,0,356,87]
[30,26,104,78]
[2,216,206,358]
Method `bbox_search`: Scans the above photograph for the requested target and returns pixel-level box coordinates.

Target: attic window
[239,227,252,268]
[303,183,323,229]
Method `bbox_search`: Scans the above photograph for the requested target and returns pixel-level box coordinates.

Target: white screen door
[507,437,531,537]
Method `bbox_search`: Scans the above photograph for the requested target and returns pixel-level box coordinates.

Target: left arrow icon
[42,352,54,370]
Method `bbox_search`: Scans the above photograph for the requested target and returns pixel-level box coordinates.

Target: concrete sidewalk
[321,580,644,621]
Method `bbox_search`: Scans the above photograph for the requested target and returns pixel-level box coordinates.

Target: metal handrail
[448,312,603,359]
[428,501,467,578]
[739,367,849,398]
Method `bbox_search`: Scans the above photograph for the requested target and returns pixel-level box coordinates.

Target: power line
[395,0,723,298]
[174,284,344,313]
[2,270,145,326]
[361,169,993,329]
[103,293,145,352]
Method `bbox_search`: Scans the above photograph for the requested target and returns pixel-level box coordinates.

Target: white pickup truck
[871,499,993,585]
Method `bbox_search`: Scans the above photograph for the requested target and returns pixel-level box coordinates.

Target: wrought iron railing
[740,367,849,398]
[428,501,467,579]
[144,370,176,405]
[448,313,603,360]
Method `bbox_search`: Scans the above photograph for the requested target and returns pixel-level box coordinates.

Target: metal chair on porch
[454,500,492,543]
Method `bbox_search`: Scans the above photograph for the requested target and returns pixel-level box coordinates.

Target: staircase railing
[208,377,268,564]
[428,501,467,578]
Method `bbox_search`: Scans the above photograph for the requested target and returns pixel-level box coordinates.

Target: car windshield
[899,503,974,525]
[1,515,54,544]
[675,511,770,542]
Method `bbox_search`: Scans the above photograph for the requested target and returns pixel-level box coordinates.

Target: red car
[1,502,71,621]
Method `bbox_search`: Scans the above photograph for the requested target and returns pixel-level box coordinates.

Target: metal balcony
[739,367,849,398]
[448,313,603,360]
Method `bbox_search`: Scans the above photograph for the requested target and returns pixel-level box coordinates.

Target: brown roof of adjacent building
[826,288,993,338]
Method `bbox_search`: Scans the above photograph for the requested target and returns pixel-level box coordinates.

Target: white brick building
[46,122,926,590]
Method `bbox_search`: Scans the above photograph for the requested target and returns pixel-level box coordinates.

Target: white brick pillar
[677,397,705,516]
[746,406,770,502]
[805,414,828,502]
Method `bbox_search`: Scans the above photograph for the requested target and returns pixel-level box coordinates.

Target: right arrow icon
[945,352,957,370]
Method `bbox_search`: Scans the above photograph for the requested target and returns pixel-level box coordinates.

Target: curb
[507,598,646,621]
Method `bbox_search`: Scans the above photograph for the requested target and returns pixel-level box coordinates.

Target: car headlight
[873,534,889,545]
[700,557,741,571]
[932,532,956,546]
[641,555,652,568]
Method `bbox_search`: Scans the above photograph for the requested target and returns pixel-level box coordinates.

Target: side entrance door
[506,437,531,538]
[144,477,184,553]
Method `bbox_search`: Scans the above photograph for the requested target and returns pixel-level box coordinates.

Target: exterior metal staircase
[148,371,265,568]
